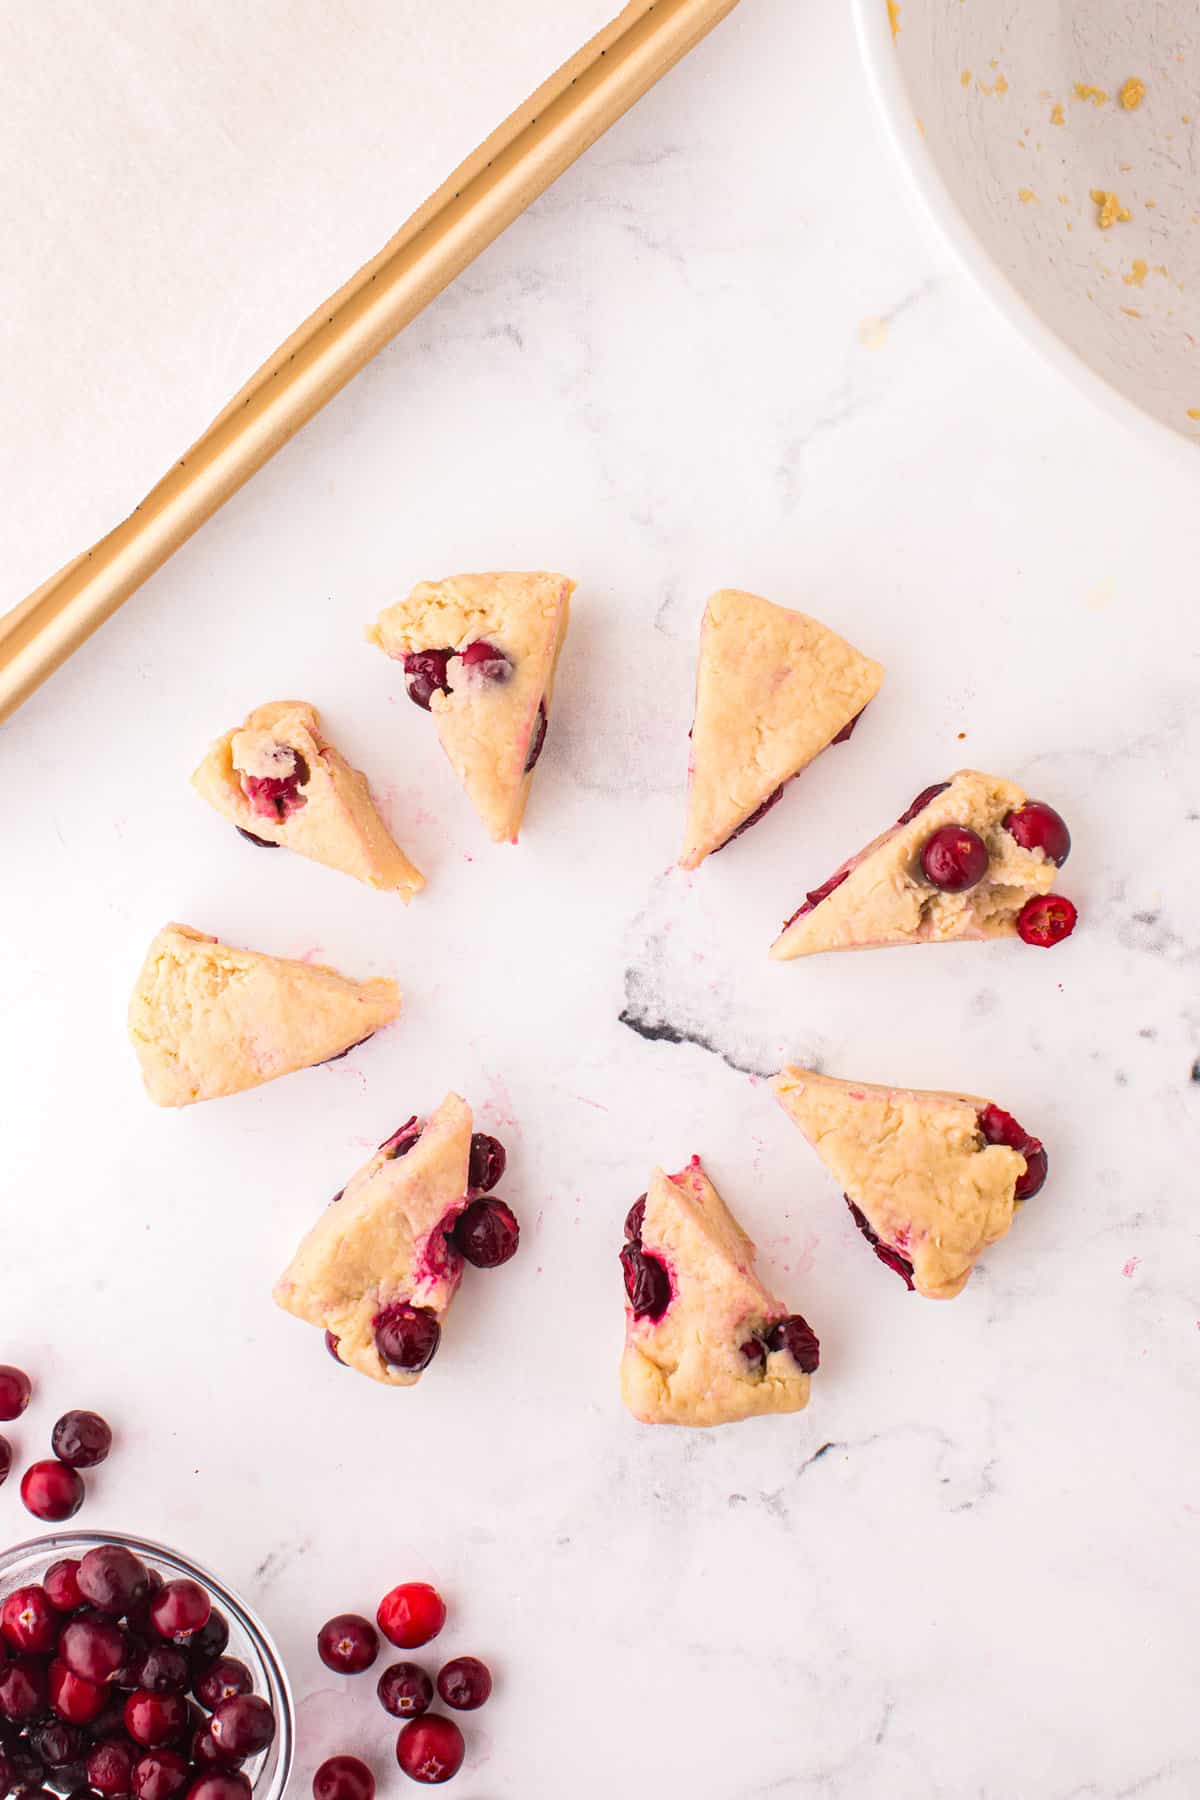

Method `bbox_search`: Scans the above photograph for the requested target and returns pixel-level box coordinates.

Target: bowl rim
[850,0,1196,471]
[0,1528,294,1799]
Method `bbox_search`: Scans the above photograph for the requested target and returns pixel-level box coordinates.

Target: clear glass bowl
[0,1529,294,1799]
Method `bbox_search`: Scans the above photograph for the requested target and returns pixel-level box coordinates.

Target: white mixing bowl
[853,0,1200,455]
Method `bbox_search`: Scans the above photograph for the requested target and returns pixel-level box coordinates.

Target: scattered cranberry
[209,1695,275,1760]
[316,1615,379,1676]
[59,1617,128,1683]
[451,1199,519,1269]
[51,1411,113,1470]
[78,1549,151,1618]
[183,1776,251,1800]
[377,1585,446,1653]
[313,1754,376,1800]
[1004,800,1071,867]
[148,1583,210,1645]
[0,1367,32,1421]
[435,1657,491,1712]
[831,707,865,745]
[624,1196,646,1242]
[403,651,452,711]
[377,1663,433,1719]
[20,1460,84,1523]
[739,1337,766,1368]
[49,1659,108,1725]
[373,1307,440,1375]
[128,1645,190,1695]
[86,1738,137,1797]
[324,1332,343,1365]
[1016,893,1078,948]
[896,780,951,826]
[0,1437,10,1488]
[242,750,309,821]
[620,1243,670,1322]
[459,640,511,680]
[396,1714,464,1785]
[765,1316,821,1374]
[467,1133,506,1193]
[1,1586,61,1656]
[131,1749,191,1800]
[978,1104,1048,1201]
[782,866,850,930]
[124,1691,189,1749]
[185,1609,228,1672]
[43,1561,83,1614]
[920,825,989,892]
[524,700,548,773]
[845,1197,915,1290]
[715,784,784,852]
[193,1659,251,1711]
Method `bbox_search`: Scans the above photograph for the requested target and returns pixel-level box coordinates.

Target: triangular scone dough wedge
[368,572,574,843]
[274,1093,473,1387]
[680,589,883,869]
[192,701,424,899]
[771,770,1059,960]
[129,923,401,1107]
[772,1067,1033,1299]
[620,1157,819,1427]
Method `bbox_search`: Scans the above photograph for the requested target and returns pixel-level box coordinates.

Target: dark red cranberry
[1,1587,61,1656]
[49,1661,108,1725]
[127,1646,189,1696]
[0,1367,32,1421]
[782,867,850,930]
[459,640,511,680]
[396,1714,464,1785]
[313,1753,376,1800]
[831,707,866,745]
[373,1306,440,1374]
[30,1721,84,1767]
[78,1549,151,1619]
[147,1584,209,1645]
[380,1117,422,1159]
[377,1663,433,1719]
[715,784,784,852]
[316,1616,379,1676]
[43,1562,84,1615]
[467,1133,505,1193]
[208,1696,275,1760]
[403,651,452,711]
[1016,893,1077,948]
[125,1573,165,1640]
[235,827,279,848]
[192,1659,251,1713]
[624,1196,646,1242]
[20,1461,84,1523]
[845,1197,915,1290]
[0,1750,12,1797]
[89,1692,132,1737]
[324,1332,343,1365]
[124,1692,188,1749]
[451,1199,519,1269]
[524,699,548,772]
[739,1337,766,1368]
[131,1749,190,1800]
[51,1411,113,1470]
[60,1618,128,1684]
[85,1739,135,1797]
[5,1739,47,1785]
[188,1726,234,1772]
[896,780,951,826]
[620,1243,670,1321]
[765,1315,821,1374]
[920,825,989,892]
[435,1657,491,1712]
[242,749,309,821]
[0,1437,10,1488]
[183,1611,227,1673]
[376,1586,445,1653]
[183,1776,251,1800]
[1004,800,1071,867]
[978,1104,1048,1201]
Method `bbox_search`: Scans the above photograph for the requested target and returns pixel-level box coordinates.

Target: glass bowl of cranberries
[0,1530,294,1800]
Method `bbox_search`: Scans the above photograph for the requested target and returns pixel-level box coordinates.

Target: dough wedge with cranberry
[367,571,573,843]
[128,923,401,1106]
[192,700,424,898]
[620,1156,819,1427]
[681,588,883,869]
[772,1066,1047,1299]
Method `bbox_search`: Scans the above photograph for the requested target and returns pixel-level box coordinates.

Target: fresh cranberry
[896,780,951,826]
[377,1663,433,1719]
[920,825,989,892]
[0,1436,10,1487]
[242,749,309,821]
[739,1337,766,1368]
[192,1659,251,1712]
[715,784,784,853]
[765,1315,821,1374]
[236,827,278,848]
[396,1714,464,1785]
[85,1738,136,1796]
[313,1754,376,1800]
[467,1133,505,1193]
[373,1307,440,1374]
[51,1411,113,1470]
[60,1618,128,1684]
[124,1692,188,1749]
[316,1616,379,1676]
[845,1197,915,1290]
[188,1725,234,1772]
[5,1739,47,1786]
[125,1572,165,1639]
[30,1720,85,1767]
[435,1657,491,1712]
[380,1117,422,1159]
[978,1104,1048,1201]
[43,1561,84,1614]
[324,1332,343,1365]
[0,1366,32,1421]
[624,1196,646,1242]
[831,706,866,745]
[524,700,548,772]
[183,1776,251,1800]
[451,1199,519,1269]
[782,867,850,930]
[620,1243,670,1321]
[209,1696,275,1760]
[1,1586,61,1656]
[127,1646,189,1696]
[184,1610,228,1672]
[20,1460,84,1522]
[147,1583,210,1645]
[131,1749,190,1800]
[458,640,511,680]
[1016,894,1077,948]
[376,1585,446,1653]
[89,1692,133,1737]
[49,1661,108,1725]
[78,1549,151,1618]
[1004,800,1071,867]
[403,651,452,711]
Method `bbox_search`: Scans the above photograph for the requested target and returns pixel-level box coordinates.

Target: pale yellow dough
[128,923,401,1107]
[680,589,883,870]
[620,1157,815,1427]
[368,572,574,844]
[772,1067,1027,1299]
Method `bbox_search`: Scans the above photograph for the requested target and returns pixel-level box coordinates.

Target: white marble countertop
[2,4,1199,1797]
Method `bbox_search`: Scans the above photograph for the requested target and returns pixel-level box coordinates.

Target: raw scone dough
[128,923,401,1107]
[368,571,574,844]
[681,589,883,869]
